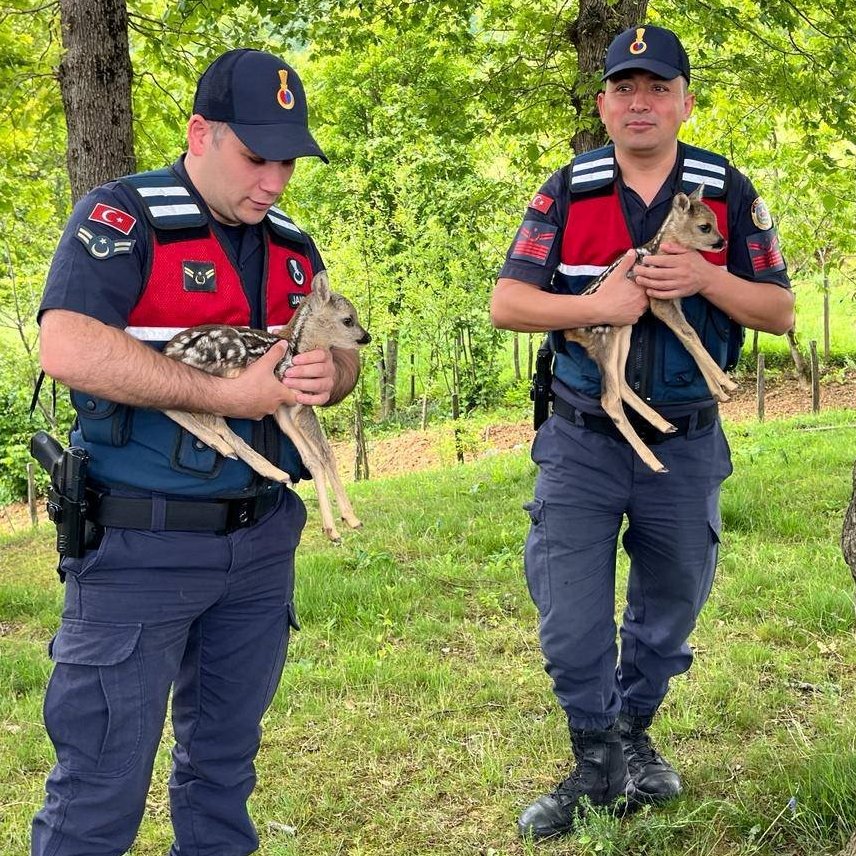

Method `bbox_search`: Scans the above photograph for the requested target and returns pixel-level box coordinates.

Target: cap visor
[602,59,685,81]
[229,123,329,164]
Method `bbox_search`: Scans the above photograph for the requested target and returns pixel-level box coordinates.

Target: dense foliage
[0,0,855,499]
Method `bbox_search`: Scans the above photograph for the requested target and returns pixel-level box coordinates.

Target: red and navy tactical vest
[550,143,744,405]
[70,167,315,497]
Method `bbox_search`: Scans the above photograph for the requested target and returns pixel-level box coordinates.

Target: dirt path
[331,370,855,480]
[2,372,853,534]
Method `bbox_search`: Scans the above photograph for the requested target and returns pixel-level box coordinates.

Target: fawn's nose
[358,331,372,345]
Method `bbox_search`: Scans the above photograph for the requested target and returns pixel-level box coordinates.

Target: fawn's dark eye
[342,317,354,327]
[699,224,712,233]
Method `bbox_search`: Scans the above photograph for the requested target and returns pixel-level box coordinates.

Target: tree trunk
[841,460,856,580]
[513,332,521,381]
[840,463,856,856]
[566,0,649,155]
[59,0,136,203]
[353,391,369,482]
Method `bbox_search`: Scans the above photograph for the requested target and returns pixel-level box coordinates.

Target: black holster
[530,337,554,430]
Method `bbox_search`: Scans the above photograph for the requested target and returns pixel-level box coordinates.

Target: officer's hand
[592,250,649,325]
[281,347,336,406]
[634,243,710,300]
[222,342,298,419]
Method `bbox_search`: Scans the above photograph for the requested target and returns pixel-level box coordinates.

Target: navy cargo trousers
[31,488,306,856]
[524,412,733,731]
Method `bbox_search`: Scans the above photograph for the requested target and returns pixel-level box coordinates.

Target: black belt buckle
[225,497,257,532]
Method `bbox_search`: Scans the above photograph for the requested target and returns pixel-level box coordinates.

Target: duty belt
[552,397,718,445]
[86,488,283,533]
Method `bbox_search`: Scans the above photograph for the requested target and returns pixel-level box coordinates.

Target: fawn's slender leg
[294,408,361,529]
[649,297,737,401]
[164,410,293,484]
[614,326,677,433]
[274,407,343,543]
[164,410,238,458]
[585,329,668,474]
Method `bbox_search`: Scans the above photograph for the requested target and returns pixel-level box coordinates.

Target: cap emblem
[277,69,295,110]
[629,28,647,55]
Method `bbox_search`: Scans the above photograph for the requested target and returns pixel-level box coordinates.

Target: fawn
[564,186,736,473]
[162,271,371,542]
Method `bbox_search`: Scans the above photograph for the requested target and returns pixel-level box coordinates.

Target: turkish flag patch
[528,193,554,214]
[510,220,557,266]
[88,203,137,236]
[746,230,785,275]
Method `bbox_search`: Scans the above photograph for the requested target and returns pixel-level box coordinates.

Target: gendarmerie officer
[491,25,793,840]
[32,49,359,856]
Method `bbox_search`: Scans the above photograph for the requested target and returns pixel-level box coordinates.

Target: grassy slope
[1,409,854,855]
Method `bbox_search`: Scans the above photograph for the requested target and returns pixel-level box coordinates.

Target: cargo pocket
[696,518,722,610]
[44,618,144,776]
[259,603,300,715]
[523,499,552,615]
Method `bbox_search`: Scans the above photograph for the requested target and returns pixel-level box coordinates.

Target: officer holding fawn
[491,25,794,839]
[33,49,358,855]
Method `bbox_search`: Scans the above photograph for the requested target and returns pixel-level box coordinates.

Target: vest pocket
[172,427,223,477]
[71,390,133,446]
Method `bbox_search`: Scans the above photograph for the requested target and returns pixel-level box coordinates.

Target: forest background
[0,0,855,500]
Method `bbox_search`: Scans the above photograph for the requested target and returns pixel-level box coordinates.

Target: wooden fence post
[756,353,765,422]
[809,340,820,413]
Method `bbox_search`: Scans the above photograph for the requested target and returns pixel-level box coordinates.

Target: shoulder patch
[750,197,773,230]
[510,220,557,266]
[89,203,137,235]
[528,193,555,214]
[746,230,785,275]
[75,226,136,259]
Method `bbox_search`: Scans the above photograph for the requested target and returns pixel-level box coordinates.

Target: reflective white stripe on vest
[572,156,614,173]
[267,213,301,234]
[682,171,725,190]
[125,326,186,341]
[148,204,201,218]
[683,158,726,176]
[558,263,608,277]
[137,186,192,197]
[570,169,614,187]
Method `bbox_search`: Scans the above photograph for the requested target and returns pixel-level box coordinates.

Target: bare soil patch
[3,371,853,535]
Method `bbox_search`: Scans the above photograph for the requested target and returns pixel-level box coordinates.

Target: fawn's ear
[689,183,705,201]
[310,270,331,301]
[673,192,691,213]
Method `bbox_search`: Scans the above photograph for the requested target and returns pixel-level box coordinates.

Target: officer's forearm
[491,278,609,332]
[39,309,235,412]
[700,269,795,335]
[326,348,361,406]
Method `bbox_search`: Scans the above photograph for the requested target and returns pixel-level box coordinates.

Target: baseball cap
[193,49,328,163]
[602,25,691,83]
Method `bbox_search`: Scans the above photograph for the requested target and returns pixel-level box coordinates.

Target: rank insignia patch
[183,261,217,292]
[528,193,555,214]
[510,220,557,265]
[746,231,785,275]
[288,293,305,309]
[88,203,137,235]
[287,257,306,285]
[75,226,135,259]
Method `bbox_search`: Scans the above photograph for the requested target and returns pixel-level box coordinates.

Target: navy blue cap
[193,49,328,163]
[602,25,690,83]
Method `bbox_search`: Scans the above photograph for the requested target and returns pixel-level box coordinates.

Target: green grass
[1,409,855,855]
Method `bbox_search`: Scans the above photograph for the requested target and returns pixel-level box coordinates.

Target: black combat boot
[617,711,682,803]
[518,724,633,840]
